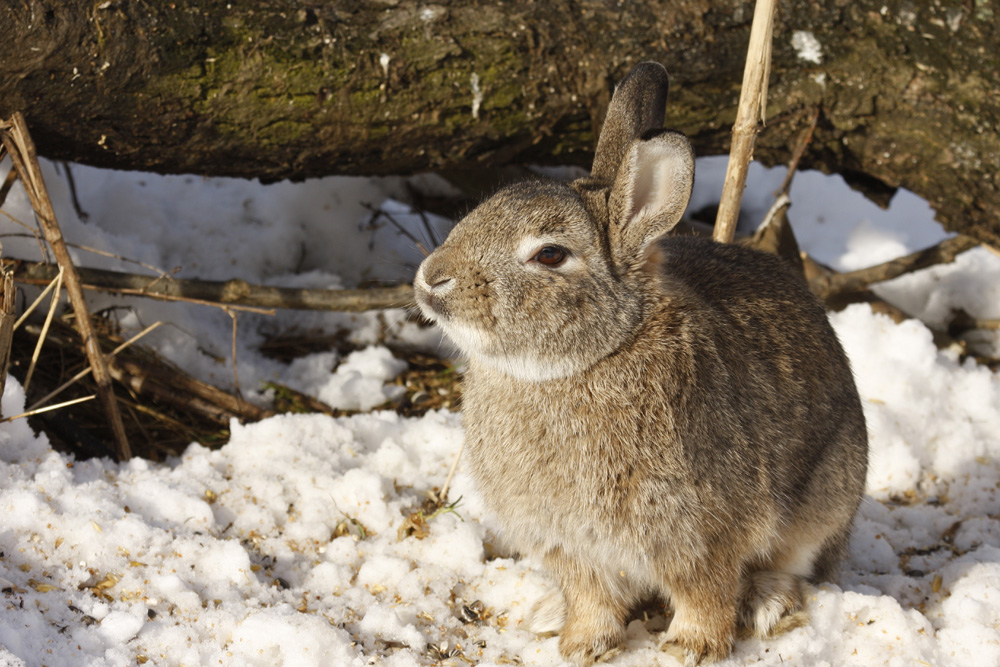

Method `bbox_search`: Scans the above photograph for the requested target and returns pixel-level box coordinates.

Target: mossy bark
[2,0,998,244]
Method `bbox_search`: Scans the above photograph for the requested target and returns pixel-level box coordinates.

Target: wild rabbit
[414,62,868,665]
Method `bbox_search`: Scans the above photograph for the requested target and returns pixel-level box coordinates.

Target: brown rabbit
[413,62,867,665]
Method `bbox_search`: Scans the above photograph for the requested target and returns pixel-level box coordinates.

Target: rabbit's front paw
[558,623,624,666]
[659,633,732,666]
[661,604,734,665]
[529,588,567,635]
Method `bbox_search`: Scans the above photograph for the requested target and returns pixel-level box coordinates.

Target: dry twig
[714,0,777,244]
[774,107,820,198]
[25,319,272,426]
[1,113,132,460]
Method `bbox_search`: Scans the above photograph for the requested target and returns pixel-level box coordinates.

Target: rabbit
[413,61,868,665]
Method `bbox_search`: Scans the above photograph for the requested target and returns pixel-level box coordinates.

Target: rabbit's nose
[423,266,454,292]
[429,275,453,290]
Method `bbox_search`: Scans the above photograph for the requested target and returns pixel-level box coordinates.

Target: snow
[1,154,999,667]
[286,347,408,412]
[791,31,824,64]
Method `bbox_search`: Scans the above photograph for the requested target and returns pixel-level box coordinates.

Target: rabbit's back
[653,235,867,543]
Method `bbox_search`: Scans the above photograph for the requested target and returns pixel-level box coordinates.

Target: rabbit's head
[414,62,694,381]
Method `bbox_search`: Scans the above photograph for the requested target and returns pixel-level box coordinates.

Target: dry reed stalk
[0,165,17,209]
[0,113,132,460]
[23,267,62,393]
[224,308,243,401]
[714,0,777,244]
[1,394,96,423]
[13,269,63,331]
[0,270,14,413]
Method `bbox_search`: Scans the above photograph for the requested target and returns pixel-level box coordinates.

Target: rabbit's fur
[414,62,868,665]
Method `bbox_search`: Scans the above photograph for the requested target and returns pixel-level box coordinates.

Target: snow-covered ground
[1,155,999,667]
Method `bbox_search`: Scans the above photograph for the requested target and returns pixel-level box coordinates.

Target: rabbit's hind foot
[738,570,806,639]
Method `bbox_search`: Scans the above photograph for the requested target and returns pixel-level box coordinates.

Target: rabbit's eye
[533,245,568,267]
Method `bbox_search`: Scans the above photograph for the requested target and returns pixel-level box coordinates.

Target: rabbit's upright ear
[591,62,694,270]
[607,131,695,268]
[591,62,670,183]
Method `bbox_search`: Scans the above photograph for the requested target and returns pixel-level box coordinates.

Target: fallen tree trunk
[2,1,998,245]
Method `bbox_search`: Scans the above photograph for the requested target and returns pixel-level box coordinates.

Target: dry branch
[713,0,777,244]
[8,260,416,312]
[746,194,806,275]
[106,357,273,424]
[774,107,820,198]
[1,113,131,460]
[809,236,980,301]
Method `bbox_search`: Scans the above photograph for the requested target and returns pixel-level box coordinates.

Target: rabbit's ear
[607,130,694,266]
[591,62,669,184]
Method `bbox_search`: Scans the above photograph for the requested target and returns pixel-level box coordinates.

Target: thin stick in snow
[1,232,180,281]
[225,308,243,401]
[714,0,777,244]
[438,439,466,504]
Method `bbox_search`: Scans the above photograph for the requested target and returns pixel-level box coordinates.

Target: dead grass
[8,313,461,461]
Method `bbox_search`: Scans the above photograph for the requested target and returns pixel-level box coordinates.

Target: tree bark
[2,1,999,245]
